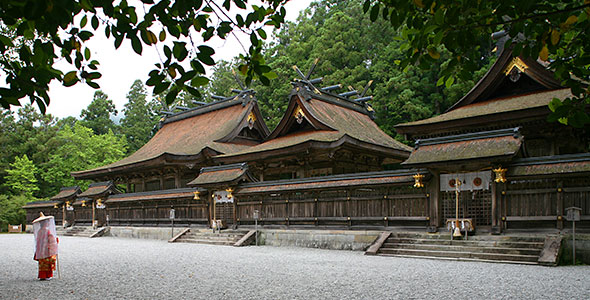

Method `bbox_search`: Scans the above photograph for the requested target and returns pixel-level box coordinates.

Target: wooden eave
[396,106,549,137]
[402,128,523,168]
[214,134,409,165]
[23,200,63,209]
[507,153,590,179]
[50,186,81,201]
[105,188,202,203]
[78,181,120,198]
[236,169,427,194]
[187,162,257,188]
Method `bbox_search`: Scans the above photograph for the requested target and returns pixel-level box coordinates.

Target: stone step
[176,238,235,246]
[377,248,539,263]
[385,238,544,249]
[380,243,542,256]
[392,233,545,243]
[376,254,539,265]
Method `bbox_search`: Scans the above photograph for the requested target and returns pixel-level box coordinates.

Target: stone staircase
[369,232,547,265]
[56,226,107,238]
[173,229,251,246]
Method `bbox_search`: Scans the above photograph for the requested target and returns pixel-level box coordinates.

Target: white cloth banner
[440,171,491,192]
[214,190,233,203]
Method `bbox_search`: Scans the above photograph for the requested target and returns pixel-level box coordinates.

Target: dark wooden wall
[235,184,429,228]
[105,198,209,227]
[501,177,590,230]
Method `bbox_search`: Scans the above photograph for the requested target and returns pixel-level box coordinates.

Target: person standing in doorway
[33,213,59,281]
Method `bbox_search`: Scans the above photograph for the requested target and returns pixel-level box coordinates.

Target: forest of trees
[0,0,496,229]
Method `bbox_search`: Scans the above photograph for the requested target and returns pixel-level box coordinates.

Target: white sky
[42,1,314,119]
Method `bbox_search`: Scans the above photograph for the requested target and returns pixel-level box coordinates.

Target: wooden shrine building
[24,52,589,234]
[396,48,590,233]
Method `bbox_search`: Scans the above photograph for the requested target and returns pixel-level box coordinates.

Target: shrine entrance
[442,190,492,226]
[211,190,235,228]
[440,172,493,227]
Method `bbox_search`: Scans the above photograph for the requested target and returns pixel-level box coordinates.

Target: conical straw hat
[32,212,54,223]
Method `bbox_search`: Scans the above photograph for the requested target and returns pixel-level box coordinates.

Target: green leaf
[548,97,562,112]
[363,0,371,13]
[91,15,99,30]
[63,71,78,87]
[153,81,171,94]
[80,15,88,28]
[185,86,202,98]
[263,71,278,80]
[159,30,166,42]
[131,36,142,54]
[86,80,100,89]
[445,75,455,89]
[84,47,91,60]
[165,86,180,104]
[370,5,380,22]
[257,28,267,40]
[436,76,445,86]
[191,76,210,87]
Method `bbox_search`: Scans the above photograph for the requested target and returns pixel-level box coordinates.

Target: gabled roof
[187,162,257,187]
[402,127,523,167]
[449,48,562,110]
[50,186,81,201]
[72,95,269,179]
[395,48,568,137]
[78,181,120,198]
[215,85,411,163]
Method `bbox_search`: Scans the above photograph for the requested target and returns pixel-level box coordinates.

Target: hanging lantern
[493,167,507,183]
[413,174,425,188]
[226,188,234,199]
[66,201,71,208]
[193,190,200,200]
[82,200,87,207]
[96,198,104,206]
[53,203,59,209]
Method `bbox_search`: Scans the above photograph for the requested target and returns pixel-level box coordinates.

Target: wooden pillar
[160,176,165,190]
[429,171,440,228]
[175,170,182,188]
[140,178,146,192]
[491,181,498,227]
[92,199,96,228]
[62,204,66,226]
[557,181,564,230]
[126,182,131,193]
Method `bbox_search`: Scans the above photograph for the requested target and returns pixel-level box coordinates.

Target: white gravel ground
[1,234,589,299]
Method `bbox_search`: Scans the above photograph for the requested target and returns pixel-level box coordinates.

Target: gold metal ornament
[247,112,256,129]
[493,167,507,183]
[226,188,234,199]
[293,106,305,124]
[82,200,87,207]
[413,174,425,188]
[193,190,200,200]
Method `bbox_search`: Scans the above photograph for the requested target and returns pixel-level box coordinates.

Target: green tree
[4,154,39,197]
[208,0,492,136]
[364,0,590,127]
[42,123,128,194]
[80,90,118,135]
[0,194,29,231]
[0,0,290,113]
[120,80,160,154]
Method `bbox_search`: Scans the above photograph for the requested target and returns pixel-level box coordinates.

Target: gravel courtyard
[1,234,588,299]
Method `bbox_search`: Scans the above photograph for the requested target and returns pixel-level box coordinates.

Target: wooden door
[442,190,492,227]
